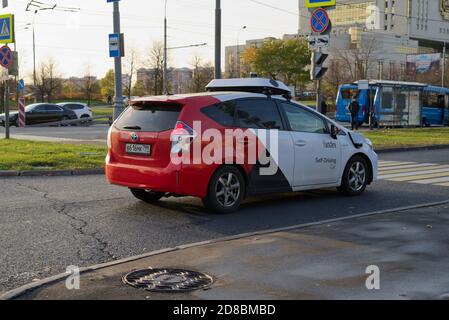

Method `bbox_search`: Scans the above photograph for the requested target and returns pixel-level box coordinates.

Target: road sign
[0,14,14,44]
[305,0,336,8]
[310,52,328,80]
[18,97,26,127]
[0,45,13,68]
[310,8,330,34]
[109,33,120,57]
[308,35,330,49]
[107,0,120,2]
[17,79,25,92]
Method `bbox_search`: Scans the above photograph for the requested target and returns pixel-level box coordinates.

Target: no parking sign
[0,45,12,68]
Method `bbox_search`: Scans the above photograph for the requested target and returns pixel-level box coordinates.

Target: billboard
[406,53,442,84]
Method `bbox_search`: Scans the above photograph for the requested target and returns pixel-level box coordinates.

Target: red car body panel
[105,94,255,199]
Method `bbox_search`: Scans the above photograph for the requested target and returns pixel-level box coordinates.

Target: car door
[234,98,295,193]
[46,105,64,122]
[278,101,341,187]
[27,105,46,124]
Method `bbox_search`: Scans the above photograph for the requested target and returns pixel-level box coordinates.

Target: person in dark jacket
[349,97,360,130]
[321,99,328,115]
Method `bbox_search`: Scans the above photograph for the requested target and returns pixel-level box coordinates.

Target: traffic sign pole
[110,0,124,121]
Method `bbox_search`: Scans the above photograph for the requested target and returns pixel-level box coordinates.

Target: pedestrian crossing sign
[0,14,14,44]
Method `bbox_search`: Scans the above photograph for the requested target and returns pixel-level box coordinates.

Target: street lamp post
[236,26,247,78]
[163,0,168,95]
[215,0,221,79]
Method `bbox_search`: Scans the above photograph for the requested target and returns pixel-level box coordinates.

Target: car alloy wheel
[215,172,241,208]
[348,161,366,192]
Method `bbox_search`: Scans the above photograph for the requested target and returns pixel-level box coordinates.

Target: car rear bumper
[105,152,215,198]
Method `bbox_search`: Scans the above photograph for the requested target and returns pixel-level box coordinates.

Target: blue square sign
[109,33,120,58]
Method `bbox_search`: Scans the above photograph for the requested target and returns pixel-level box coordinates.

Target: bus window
[381,89,394,110]
[397,93,407,110]
[426,92,445,108]
[341,89,359,100]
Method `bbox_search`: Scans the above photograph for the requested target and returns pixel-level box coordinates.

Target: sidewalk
[9,204,449,300]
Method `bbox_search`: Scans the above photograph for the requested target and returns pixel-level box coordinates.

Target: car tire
[338,156,369,196]
[129,188,165,203]
[202,166,245,214]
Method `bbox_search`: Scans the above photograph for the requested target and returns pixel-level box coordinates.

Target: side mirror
[330,124,339,139]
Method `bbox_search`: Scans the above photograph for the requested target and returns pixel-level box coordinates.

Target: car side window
[235,99,283,130]
[46,105,63,112]
[67,104,84,110]
[34,105,46,112]
[281,102,327,134]
[202,102,237,127]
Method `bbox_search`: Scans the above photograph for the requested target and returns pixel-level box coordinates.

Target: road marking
[412,176,449,184]
[436,182,449,187]
[379,163,437,171]
[378,165,449,175]
[378,160,449,187]
[378,161,416,168]
[390,171,449,182]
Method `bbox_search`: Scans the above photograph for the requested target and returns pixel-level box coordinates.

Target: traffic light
[310,52,328,80]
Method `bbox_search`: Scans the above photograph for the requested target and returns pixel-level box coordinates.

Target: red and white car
[106,78,377,213]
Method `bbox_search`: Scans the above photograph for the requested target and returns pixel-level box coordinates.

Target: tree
[147,41,164,95]
[241,38,310,89]
[190,55,214,93]
[79,65,100,106]
[34,58,62,102]
[132,79,146,97]
[100,69,115,101]
[124,48,139,99]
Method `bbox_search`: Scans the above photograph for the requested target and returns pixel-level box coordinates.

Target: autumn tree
[79,65,100,106]
[100,69,115,101]
[241,38,310,90]
[190,55,214,93]
[124,48,139,99]
[147,41,164,95]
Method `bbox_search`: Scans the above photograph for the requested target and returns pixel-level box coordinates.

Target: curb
[1,145,448,178]
[0,168,104,177]
[375,144,449,154]
[2,198,449,300]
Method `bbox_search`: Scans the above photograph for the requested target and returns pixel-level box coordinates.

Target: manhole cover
[122,268,214,292]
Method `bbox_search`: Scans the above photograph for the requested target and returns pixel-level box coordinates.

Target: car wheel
[60,116,70,126]
[129,188,165,203]
[202,166,245,214]
[338,156,368,196]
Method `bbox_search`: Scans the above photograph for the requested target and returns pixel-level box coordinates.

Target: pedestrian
[321,99,328,115]
[348,96,360,131]
[107,95,112,105]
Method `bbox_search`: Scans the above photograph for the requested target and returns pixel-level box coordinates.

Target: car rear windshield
[115,104,182,132]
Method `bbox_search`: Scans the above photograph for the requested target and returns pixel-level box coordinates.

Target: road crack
[12,181,117,262]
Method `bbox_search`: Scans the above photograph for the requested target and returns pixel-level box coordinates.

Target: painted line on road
[2,198,449,300]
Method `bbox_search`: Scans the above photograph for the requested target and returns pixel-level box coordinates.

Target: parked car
[57,102,93,119]
[0,103,77,126]
[105,78,378,213]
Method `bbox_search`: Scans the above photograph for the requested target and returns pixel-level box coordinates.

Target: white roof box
[206,78,292,96]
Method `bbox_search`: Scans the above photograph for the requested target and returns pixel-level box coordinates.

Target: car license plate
[126,144,151,155]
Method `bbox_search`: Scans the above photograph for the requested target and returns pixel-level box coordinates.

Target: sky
[2,0,299,81]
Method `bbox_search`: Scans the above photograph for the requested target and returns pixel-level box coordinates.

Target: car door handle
[294,140,307,147]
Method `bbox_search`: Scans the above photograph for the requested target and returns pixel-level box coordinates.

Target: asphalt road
[0,125,109,144]
[1,149,449,294]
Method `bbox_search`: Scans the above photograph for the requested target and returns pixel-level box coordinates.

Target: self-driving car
[106,78,378,213]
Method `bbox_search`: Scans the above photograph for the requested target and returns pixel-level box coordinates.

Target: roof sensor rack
[206,78,292,100]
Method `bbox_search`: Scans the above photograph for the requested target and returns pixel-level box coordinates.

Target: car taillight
[107,126,113,149]
[171,121,196,154]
